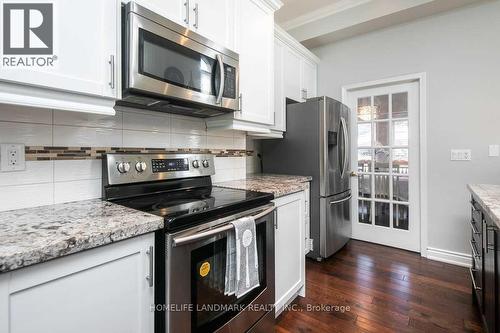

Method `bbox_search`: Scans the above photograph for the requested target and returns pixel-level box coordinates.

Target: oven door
[125,8,239,111]
[165,204,275,333]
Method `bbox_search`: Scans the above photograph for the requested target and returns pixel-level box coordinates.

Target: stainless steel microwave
[119,2,240,117]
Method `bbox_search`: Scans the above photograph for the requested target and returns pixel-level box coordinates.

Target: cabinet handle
[469,267,481,291]
[486,225,496,252]
[470,220,480,235]
[184,0,190,25]
[193,3,199,29]
[470,240,480,258]
[301,89,307,100]
[108,55,115,89]
[146,246,154,288]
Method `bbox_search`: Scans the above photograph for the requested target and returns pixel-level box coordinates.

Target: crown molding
[280,0,370,30]
[252,0,283,13]
[275,24,320,64]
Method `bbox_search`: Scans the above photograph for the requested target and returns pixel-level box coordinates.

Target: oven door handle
[172,206,275,247]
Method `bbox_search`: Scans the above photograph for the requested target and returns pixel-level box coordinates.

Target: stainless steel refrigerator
[262,96,351,260]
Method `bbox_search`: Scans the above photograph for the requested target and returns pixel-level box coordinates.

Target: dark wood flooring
[275,240,483,333]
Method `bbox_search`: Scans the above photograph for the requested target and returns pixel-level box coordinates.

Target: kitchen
[0,0,499,332]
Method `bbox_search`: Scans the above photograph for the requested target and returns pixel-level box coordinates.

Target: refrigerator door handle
[329,194,352,205]
[340,116,349,178]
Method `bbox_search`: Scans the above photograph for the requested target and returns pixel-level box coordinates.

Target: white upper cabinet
[234,0,275,125]
[0,0,120,115]
[205,0,282,133]
[189,0,235,50]
[272,25,319,133]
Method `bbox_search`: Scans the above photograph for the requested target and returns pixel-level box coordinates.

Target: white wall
[313,0,500,256]
[0,105,247,211]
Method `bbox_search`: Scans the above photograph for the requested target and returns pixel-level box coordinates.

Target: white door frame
[341,72,428,257]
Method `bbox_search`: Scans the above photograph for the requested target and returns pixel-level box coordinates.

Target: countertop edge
[468,184,500,228]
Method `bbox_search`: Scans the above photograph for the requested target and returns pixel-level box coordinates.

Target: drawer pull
[470,240,480,259]
[469,267,481,291]
[470,220,480,235]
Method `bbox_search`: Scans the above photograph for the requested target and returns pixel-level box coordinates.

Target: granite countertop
[215,173,312,198]
[468,184,500,228]
[0,199,164,273]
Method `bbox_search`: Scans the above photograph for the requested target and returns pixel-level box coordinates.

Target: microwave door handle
[172,206,275,247]
[215,54,225,105]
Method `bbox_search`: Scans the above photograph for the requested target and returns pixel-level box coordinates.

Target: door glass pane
[358,149,372,172]
[358,174,371,198]
[357,97,371,121]
[358,200,371,224]
[140,29,217,95]
[374,148,390,173]
[374,121,389,146]
[393,204,409,230]
[358,123,372,147]
[373,95,389,119]
[374,202,390,227]
[393,175,409,202]
[375,175,390,200]
[392,148,408,174]
[392,92,408,118]
[393,120,408,146]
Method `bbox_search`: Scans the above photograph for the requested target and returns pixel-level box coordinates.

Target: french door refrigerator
[262,97,351,260]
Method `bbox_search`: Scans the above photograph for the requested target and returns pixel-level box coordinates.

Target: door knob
[350,171,358,177]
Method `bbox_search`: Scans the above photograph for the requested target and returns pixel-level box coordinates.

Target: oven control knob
[135,161,147,173]
[192,160,200,168]
[202,160,210,168]
[117,162,130,174]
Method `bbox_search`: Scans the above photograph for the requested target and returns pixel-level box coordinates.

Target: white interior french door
[346,81,420,252]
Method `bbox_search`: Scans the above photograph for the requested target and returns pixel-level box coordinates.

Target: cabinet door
[283,47,302,102]
[0,234,155,333]
[235,0,274,125]
[274,191,305,314]
[0,0,119,99]
[273,38,284,131]
[191,0,235,49]
[133,0,185,25]
[300,59,317,101]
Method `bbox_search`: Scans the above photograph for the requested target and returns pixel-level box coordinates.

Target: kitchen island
[468,184,500,333]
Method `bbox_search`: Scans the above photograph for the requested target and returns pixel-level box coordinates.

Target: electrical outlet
[1,144,25,171]
[450,149,472,161]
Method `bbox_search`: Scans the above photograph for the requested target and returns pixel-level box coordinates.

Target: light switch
[450,149,472,161]
[489,145,499,157]
[1,144,26,171]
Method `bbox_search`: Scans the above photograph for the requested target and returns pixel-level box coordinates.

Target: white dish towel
[224,216,260,298]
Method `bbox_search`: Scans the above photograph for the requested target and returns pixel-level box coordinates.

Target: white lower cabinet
[273,190,306,316]
[0,233,155,333]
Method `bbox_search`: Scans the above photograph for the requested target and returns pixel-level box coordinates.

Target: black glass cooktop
[112,186,273,231]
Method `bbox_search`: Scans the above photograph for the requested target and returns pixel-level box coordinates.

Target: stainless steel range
[102,153,275,333]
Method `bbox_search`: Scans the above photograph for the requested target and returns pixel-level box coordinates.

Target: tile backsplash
[0,104,250,211]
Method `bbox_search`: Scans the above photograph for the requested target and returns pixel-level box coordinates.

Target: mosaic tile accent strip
[25,146,254,161]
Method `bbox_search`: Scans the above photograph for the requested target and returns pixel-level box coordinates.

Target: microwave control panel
[223,64,237,99]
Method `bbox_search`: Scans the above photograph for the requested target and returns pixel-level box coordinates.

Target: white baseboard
[426,247,471,267]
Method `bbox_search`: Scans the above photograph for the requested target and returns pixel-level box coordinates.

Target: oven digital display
[151,158,189,173]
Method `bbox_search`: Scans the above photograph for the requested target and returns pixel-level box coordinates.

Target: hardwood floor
[275,240,483,333]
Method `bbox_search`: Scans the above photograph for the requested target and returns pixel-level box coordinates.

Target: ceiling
[275,0,486,49]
